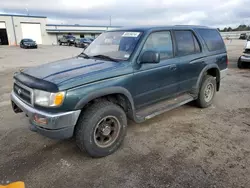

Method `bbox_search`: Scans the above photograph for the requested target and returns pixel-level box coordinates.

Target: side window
[197,29,225,51]
[174,30,201,56]
[142,31,173,60]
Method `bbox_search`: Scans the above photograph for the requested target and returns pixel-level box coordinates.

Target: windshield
[23,39,33,42]
[84,31,142,60]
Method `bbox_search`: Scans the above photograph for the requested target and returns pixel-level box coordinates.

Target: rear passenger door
[173,30,205,93]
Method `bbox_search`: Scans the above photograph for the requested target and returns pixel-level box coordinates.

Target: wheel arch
[196,64,221,92]
[74,86,135,115]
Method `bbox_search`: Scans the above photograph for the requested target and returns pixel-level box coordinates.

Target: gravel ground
[0,41,250,188]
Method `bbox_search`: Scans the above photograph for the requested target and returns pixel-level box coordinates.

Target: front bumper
[24,45,37,48]
[240,55,250,62]
[11,91,81,139]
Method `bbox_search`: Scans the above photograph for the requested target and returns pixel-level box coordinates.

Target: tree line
[218,25,250,32]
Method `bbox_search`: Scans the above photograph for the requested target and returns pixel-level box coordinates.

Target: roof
[46,24,121,28]
[0,14,46,18]
[111,25,210,32]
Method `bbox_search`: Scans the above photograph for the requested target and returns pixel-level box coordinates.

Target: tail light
[226,56,229,65]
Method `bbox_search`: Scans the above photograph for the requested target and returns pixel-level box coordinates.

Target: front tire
[196,75,216,108]
[75,101,127,157]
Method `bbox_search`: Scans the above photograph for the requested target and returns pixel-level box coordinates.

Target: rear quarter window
[197,29,225,51]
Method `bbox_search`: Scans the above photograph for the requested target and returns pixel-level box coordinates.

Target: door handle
[169,64,177,71]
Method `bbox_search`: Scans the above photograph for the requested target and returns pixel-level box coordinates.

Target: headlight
[34,90,65,107]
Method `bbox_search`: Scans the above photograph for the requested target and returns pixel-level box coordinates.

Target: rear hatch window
[196,29,225,52]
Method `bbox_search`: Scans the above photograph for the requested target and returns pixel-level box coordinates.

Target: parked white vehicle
[238,39,250,68]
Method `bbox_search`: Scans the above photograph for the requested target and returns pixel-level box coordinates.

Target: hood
[23,57,131,89]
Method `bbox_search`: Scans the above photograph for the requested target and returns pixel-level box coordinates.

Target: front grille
[13,82,32,105]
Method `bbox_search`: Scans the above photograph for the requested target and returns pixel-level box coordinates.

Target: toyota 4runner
[11,26,228,157]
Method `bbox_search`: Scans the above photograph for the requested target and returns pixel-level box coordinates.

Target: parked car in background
[74,38,92,48]
[238,40,250,68]
[11,26,227,157]
[58,35,76,46]
[20,39,37,49]
[239,33,247,40]
[87,37,95,42]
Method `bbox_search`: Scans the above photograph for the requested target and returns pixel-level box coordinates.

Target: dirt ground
[0,41,250,188]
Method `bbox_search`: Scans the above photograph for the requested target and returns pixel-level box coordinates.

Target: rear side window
[174,30,201,56]
[197,29,225,51]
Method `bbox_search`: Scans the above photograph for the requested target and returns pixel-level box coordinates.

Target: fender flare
[195,64,221,91]
[74,86,135,110]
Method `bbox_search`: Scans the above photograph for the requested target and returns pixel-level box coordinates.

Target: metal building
[0,14,120,45]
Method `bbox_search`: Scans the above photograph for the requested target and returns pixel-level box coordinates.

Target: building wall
[0,15,16,45]
[46,25,120,44]
[0,15,121,45]
[46,25,109,31]
[47,33,58,45]
[12,17,48,44]
[0,15,54,45]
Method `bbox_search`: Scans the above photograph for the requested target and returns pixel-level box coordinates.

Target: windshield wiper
[78,52,90,59]
[92,54,118,62]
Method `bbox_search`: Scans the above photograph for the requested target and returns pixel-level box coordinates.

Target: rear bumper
[11,91,81,139]
[220,68,227,79]
[240,55,250,62]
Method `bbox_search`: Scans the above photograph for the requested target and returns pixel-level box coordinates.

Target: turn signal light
[53,92,65,106]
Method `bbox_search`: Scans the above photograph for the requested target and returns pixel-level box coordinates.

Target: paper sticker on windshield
[122,32,140,37]
[124,54,130,58]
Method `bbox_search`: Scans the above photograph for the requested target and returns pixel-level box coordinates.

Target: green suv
[11,26,227,157]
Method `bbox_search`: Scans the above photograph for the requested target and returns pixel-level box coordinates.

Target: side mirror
[139,51,160,64]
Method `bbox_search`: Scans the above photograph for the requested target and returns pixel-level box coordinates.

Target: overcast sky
[1,0,250,28]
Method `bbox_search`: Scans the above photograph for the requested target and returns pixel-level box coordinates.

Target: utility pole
[25,4,29,16]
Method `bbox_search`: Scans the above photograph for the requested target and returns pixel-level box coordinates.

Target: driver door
[132,31,179,109]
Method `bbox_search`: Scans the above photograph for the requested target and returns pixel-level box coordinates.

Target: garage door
[21,23,42,44]
[0,22,6,29]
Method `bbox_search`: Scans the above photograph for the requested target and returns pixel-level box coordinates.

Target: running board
[135,94,194,122]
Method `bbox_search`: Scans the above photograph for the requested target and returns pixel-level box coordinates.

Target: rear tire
[196,75,216,108]
[75,101,127,157]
